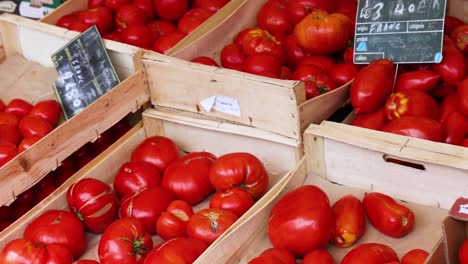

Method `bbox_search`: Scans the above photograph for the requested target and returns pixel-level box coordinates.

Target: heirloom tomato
[384,90,439,120]
[156,200,193,240]
[131,136,179,173]
[395,70,441,92]
[401,249,429,264]
[187,208,238,245]
[299,55,335,72]
[458,78,468,116]
[341,243,399,264]
[0,142,17,166]
[0,112,19,127]
[432,46,466,85]
[154,0,188,21]
[451,25,468,55]
[6,99,32,119]
[105,0,131,11]
[120,25,153,49]
[0,124,20,145]
[302,249,335,264]
[257,0,293,37]
[114,161,162,198]
[444,112,468,145]
[332,0,357,26]
[220,44,246,70]
[134,0,155,19]
[460,239,468,264]
[331,195,366,248]
[13,188,35,207]
[152,31,187,54]
[57,14,79,29]
[234,27,254,46]
[248,248,296,264]
[444,15,464,36]
[192,0,229,12]
[242,28,285,62]
[284,34,308,69]
[177,8,214,35]
[191,56,219,66]
[99,217,153,264]
[209,187,254,217]
[116,4,148,30]
[29,100,61,126]
[329,62,358,86]
[19,116,53,138]
[78,7,114,34]
[0,238,73,264]
[242,54,282,78]
[143,237,207,264]
[146,20,177,41]
[286,0,333,26]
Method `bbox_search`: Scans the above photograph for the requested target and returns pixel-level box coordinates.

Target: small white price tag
[200,96,216,112]
[199,95,241,117]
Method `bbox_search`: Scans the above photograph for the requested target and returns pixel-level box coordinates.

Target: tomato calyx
[386,92,409,119]
[204,212,220,232]
[130,237,150,258]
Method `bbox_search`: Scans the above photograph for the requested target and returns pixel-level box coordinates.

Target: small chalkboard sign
[354,0,447,64]
[52,26,120,119]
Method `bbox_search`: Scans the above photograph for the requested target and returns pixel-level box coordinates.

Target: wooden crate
[0,106,302,261]
[0,14,149,207]
[436,216,468,264]
[195,125,450,263]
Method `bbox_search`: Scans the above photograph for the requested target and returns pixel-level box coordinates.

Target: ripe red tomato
[329,62,358,86]
[131,136,179,173]
[341,243,399,264]
[0,124,20,145]
[0,112,19,128]
[99,217,153,264]
[108,118,132,141]
[383,116,444,142]
[286,0,333,26]
[154,0,189,21]
[24,210,86,258]
[5,98,33,119]
[385,90,439,121]
[440,93,460,123]
[444,112,468,145]
[0,142,17,166]
[90,130,114,156]
[0,99,4,112]
[268,185,333,256]
[220,43,246,70]
[248,248,296,264]
[458,78,468,116]
[209,187,254,217]
[120,186,175,234]
[234,27,254,46]
[78,7,114,34]
[69,22,91,32]
[33,172,56,193]
[152,31,187,54]
[292,64,336,99]
[209,152,268,200]
[89,0,105,8]
[76,260,100,264]
[395,70,441,92]
[0,220,12,231]
[459,239,468,264]
[444,15,464,36]
[302,249,335,264]
[187,208,238,245]
[57,14,79,28]
[430,83,457,100]
[192,0,229,12]
[242,28,285,62]
[134,0,155,19]
[283,34,308,69]
[401,249,429,264]
[351,108,388,131]
[10,204,33,221]
[35,185,57,203]
[331,194,366,248]
[105,0,131,10]
[19,115,53,138]
[294,9,353,54]
[12,188,36,207]
[257,0,293,37]
[432,46,467,85]
[116,4,147,30]
[67,178,118,233]
[191,56,219,66]
[113,161,162,198]
[0,206,10,221]
[299,55,336,72]
[451,24,468,55]
[147,20,177,41]
[121,25,154,49]
[104,31,123,41]
[242,54,283,78]
[156,200,193,240]
[29,99,62,126]
[143,237,207,263]
[0,238,74,264]
[177,8,214,35]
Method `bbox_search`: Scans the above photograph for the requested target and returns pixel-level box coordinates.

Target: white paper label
[460,204,468,215]
[199,96,216,112]
[199,95,241,117]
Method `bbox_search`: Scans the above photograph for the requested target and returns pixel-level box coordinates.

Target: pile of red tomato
[55,0,231,53]
[0,134,269,263]
[350,16,468,146]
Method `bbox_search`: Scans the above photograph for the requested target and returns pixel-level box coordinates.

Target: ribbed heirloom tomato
[186,208,238,245]
[248,248,296,264]
[156,200,194,240]
[177,8,214,35]
[0,238,73,264]
[286,0,333,25]
[131,136,179,173]
[192,0,230,12]
[242,28,286,62]
[113,161,162,198]
[143,237,207,263]
[257,0,293,38]
[154,0,188,21]
[209,186,254,217]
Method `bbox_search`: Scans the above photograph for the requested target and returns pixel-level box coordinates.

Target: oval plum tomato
[78,7,114,34]
[68,22,91,32]
[89,0,105,8]
[0,238,74,264]
[242,54,283,78]
[146,20,177,41]
[383,116,444,142]
[220,43,246,70]
[113,161,162,198]
[67,178,119,233]
[458,78,468,116]
[444,15,464,36]
[329,62,358,86]
[432,46,467,85]
[385,90,439,120]
[187,208,238,245]
[177,8,214,35]
[56,14,79,29]
[156,200,193,240]
[0,124,20,145]
[0,112,19,127]
[341,243,399,264]
[191,56,219,66]
[120,25,153,49]
[286,0,333,26]
[6,98,33,119]
[440,93,460,124]
[459,239,468,264]
[209,152,268,200]
[268,185,333,257]
[209,187,254,217]
[363,192,415,238]
[351,59,396,114]
[248,248,296,264]
[444,112,468,145]
[302,249,335,264]
[131,136,179,173]
[134,0,155,19]
[104,0,131,10]
[298,55,336,72]
[430,83,457,100]
[331,195,366,248]
[294,9,353,54]
[0,99,5,112]
[19,115,53,138]
[76,260,100,264]
[152,31,187,54]
[192,0,229,12]
[284,34,308,69]
[162,152,216,205]
[116,5,147,30]
[143,237,207,264]
[119,186,175,234]
[242,28,285,63]
[99,217,153,264]
[257,0,293,37]
[154,0,189,21]
[24,210,86,258]
[351,108,388,131]
[0,142,17,167]
[29,99,62,126]
[395,70,441,92]
[401,249,429,264]
[280,66,292,79]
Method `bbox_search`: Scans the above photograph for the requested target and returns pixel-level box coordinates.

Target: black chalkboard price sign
[51,26,120,119]
[354,0,447,64]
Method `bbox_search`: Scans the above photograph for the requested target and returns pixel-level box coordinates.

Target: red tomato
[332,0,357,26]
[35,185,57,203]
[33,172,56,193]
[440,93,460,124]
[220,43,246,70]
[401,249,429,264]
[294,9,353,54]
[178,8,214,35]
[302,249,335,264]
[292,64,336,99]
[383,116,444,142]
[451,24,468,55]
[257,0,293,37]
[341,243,399,264]
[0,142,17,167]
[458,78,468,116]
[116,5,148,30]
[331,194,366,248]
[191,56,219,66]
[395,70,441,92]
[121,25,154,49]
[114,161,162,198]
[280,66,292,79]
[444,111,468,145]
[13,188,36,207]
[0,206,10,221]
[342,46,354,63]
[187,208,238,245]
[299,55,336,72]
[430,82,457,99]
[432,46,467,85]
[131,136,179,173]
[209,152,268,200]
[143,237,207,263]
[242,28,285,62]
[234,27,254,46]
[286,0,333,26]
[209,187,254,217]
[99,217,153,264]
[0,112,19,127]
[57,14,79,28]
[248,248,296,264]
[192,0,229,12]
[24,210,86,258]
[89,0,105,7]
[78,7,114,34]
[146,20,177,41]
[108,118,132,141]
[242,54,283,78]
[460,239,468,264]
[29,99,62,126]
[284,34,308,69]
[134,0,155,19]
[444,15,465,36]
[69,22,91,32]
[0,124,20,145]
[154,0,189,21]
[5,98,33,119]
[156,200,193,240]
[351,59,396,114]
[268,185,333,257]
[120,186,175,234]
[67,178,119,233]
[76,154,94,170]
[91,130,114,156]
[329,62,358,86]
[10,204,33,221]
[19,115,53,138]
[76,260,100,264]
[55,167,75,186]
[0,220,12,232]
[105,0,131,10]
[104,31,123,41]
[152,31,187,54]
[0,99,4,112]
[351,108,388,131]
[385,90,439,120]
[0,238,74,264]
